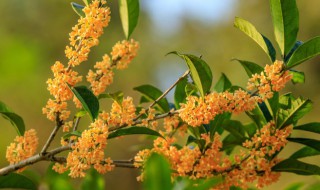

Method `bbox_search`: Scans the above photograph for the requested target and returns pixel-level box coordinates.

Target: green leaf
[143,153,172,190]
[45,163,74,190]
[185,83,198,96]
[277,96,312,128]
[119,0,139,39]
[234,59,264,78]
[98,91,124,104]
[133,84,170,113]
[174,77,188,108]
[209,112,231,138]
[270,0,299,56]
[290,146,320,159]
[0,173,36,190]
[82,0,92,6]
[71,2,85,17]
[0,101,25,136]
[108,126,163,139]
[284,182,305,190]
[266,91,279,117]
[272,159,320,175]
[294,122,320,134]
[305,182,320,190]
[246,104,267,129]
[81,168,104,190]
[75,109,87,118]
[289,70,305,84]
[287,138,320,152]
[222,120,246,141]
[222,134,243,155]
[234,17,276,62]
[287,37,320,68]
[63,130,82,140]
[243,123,257,138]
[284,41,303,63]
[68,85,99,121]
[186,177,223,190]
[168,52,212,97]
[214,73,232,92]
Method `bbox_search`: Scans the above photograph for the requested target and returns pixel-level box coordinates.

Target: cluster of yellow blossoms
[135,121,292,189]
[179,61,292,127]
[6,129,39,172]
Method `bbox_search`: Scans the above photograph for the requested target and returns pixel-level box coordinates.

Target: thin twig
[41,113,63,154]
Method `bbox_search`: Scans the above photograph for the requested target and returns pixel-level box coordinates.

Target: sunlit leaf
[243,123,257,138]
[108,126,163,139]
[0,173,36,190]
[71,2,85,17]
[272,159,320,175]
[290,146,320,159]
[287,36,320,69]
[270,0,299,56]
[290,70,305,84]
[234,17,276,62]
[119,0,139,39]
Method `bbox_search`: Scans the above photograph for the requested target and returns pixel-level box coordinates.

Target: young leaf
[287,36,320,68]
[287,138,320,152]
[234,17,276,62]
[272,159,320,175]
[294,122,320,134]
[108,126,163,139]
[277,96,312,128]
[71,2,85,17]
[168,52,212,97]
[68,85,99,121]
[233,59,264,78]
[81,168,104,190]
[270,0,299,56]
[63,130,82,140]
[119,0,139,39]
[133,84,170,113]
[98,91,124,104]
[0,173,36,190]
[174,77,188,108]
[0,101,25,136]
[143,153,172,190]
[290,70,305,84]
[214,73,232,92]
[290,146,320,159]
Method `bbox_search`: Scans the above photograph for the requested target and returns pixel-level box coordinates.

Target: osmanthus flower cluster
[179,61,292,127]
[134,121,292,189]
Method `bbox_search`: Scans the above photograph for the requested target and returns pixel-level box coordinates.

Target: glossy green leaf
[119,0,139,39]
[290,146,320,159]
[290,70,305,84]
[174,77,188,108]
[81,168,104,190]
[272,159,320,175]
[234,17,276,62]
[0,101,25,136]
[108,126,163,139]
[209,112,231,139]
[68,85,99,121]
[287,138,320,152]
[134,84,169,113]
[214,73,232,92]
[266,92,279,117]
[270,0,299,56]
[234,59,264,78]
[168,52,212,97]
[287,36,320,68]
[71,2,85,17]
[143,153,172,190]
[63,130,82,140]
[277,96,312,128]
[222,120,247,141]
[294,122,320,134]
[284,182,304,190]
[0,173,36,190]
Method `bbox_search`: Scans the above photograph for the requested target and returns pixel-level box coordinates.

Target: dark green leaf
[284,41,303,63]
[0,173,36,190]
[258,102,273,122]
[222,120,246,141]
[287,138,320,152]
[294,122,320,134]
[222,134,243,155]
[214,73,232,92]
[287,36,320,69]
[289,70,305,84]
[185,83,198,96]
[186,136,206,151]
[108,126,163,139]
[133,84,170,113]
[81,168,104,190]
[246,104,267,129]
[209,112,231,138]
[272,159,320,175]
[284,182,304,190]
[277,96,312,128]
[243,123,257,138]
[71,2,85,17]
[174,77,188,108]
[266,91,279,117]
[119,0,139,39]
[234,17,276,62]
[290,146,320,159]
[143,153,172,190]
[270,0,299,56]
[68,85,99,121]
[0,101,25,136]
[168,52,212,97]
[63,130,82,140]
[233,59,264,78]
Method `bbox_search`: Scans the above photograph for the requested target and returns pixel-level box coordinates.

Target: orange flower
[108,97,136,126]
[111,39,139,70]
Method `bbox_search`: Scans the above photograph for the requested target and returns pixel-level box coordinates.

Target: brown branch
[41,113,64,154]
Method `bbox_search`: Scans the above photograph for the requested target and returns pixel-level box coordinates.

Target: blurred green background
[0,0,320,189]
